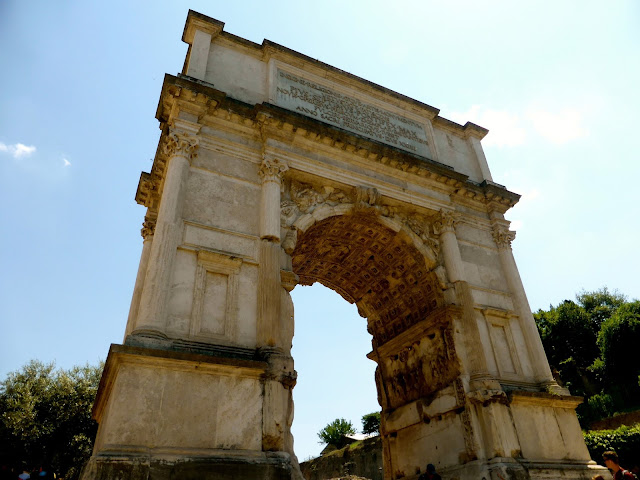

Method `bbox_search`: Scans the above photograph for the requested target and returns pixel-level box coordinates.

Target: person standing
[602,451,637,479]
[418,463,442,480]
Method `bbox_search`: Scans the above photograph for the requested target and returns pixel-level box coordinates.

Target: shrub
[583,424,640,467]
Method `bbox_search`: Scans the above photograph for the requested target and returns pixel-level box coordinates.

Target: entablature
[144,74,520,217]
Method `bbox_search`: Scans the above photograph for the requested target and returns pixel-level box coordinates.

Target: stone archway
[289,210,458,478]
[277,179,478,478]
[81,10,608,480]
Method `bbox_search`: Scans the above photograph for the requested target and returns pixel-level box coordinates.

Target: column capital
[162,130,199,162]
[492,225,516,249]
[432,209,459,236]
[141,217,156,240]
[259,157,288,183]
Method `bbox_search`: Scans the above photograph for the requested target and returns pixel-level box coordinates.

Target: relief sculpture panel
[380,324,460,409]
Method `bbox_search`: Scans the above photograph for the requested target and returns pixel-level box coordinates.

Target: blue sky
[1,0,639,461]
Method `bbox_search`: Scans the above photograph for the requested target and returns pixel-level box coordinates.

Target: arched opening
[290,283,378,461]
[288,212,455,476]
[292,213,443,347]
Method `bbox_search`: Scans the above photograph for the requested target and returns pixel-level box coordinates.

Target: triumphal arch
[82,11,607,480]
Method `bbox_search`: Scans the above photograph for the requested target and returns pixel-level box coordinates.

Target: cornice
[179,10,493,140]
[508,391,583,409]
[182,10,224,44]
[179,11,495,125]
[432,117,490,141]
[463,122,489,140]
[135,171,153,207]
[149,74,519,214]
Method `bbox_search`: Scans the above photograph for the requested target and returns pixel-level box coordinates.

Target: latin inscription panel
[275,70,431,158]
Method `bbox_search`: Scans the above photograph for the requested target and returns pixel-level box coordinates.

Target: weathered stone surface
[83,9,611,480]
[83,454,292,480]
[300,436,383,480]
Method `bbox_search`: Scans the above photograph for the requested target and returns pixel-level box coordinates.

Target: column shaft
[440,230,464,282]
[134,132,197,337]
[257,240,282,347]
[124,233,153,340]
[436,212,492,385]
[496,244,554,384]
[256,158,288,348]
[260,179,282,241]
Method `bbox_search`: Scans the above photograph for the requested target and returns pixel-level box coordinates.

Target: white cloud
[0,142,37,158]
[527,109,587,144]
[63,158,71,167]
[448,105,527,147]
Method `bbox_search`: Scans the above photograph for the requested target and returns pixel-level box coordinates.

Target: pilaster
[182,10,223,81]
[186,29,212,80]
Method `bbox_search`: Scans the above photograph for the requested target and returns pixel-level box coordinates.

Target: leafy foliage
[583,424,640,468]
[0,360,103,480]
[577,288,626,327]
[317,418,355,448]
[361,412,380,435]
[534,288,640,424]
[535,299,600,397]
[598,301,640,394]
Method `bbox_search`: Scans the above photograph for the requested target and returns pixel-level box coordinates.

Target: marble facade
[81,10,609,480]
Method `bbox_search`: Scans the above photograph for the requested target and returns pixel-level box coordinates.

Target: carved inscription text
[276,70,431,157]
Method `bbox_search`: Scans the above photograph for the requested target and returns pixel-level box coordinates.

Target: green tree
[361,412,380,435]
[0,360,103,480]
[535,300,600,397]
[535,288,639,425]
[597,301,640,401]
[577,288,626,329]
[317,418,355,448]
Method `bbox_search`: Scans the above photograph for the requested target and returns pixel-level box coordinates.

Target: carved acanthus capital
[492,225,516,249]
[432,209,459,236]
[259,158,288,183]
[162,131,199,162]
[141,217,156,239]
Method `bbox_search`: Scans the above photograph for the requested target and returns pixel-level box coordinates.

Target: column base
[81,452,292,480]
[440,458,609,480]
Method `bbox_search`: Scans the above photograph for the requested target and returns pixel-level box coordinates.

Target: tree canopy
[317,418,355,448]
[361,412,380,435]
[534,288,640,424]
[0,360,103,480]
